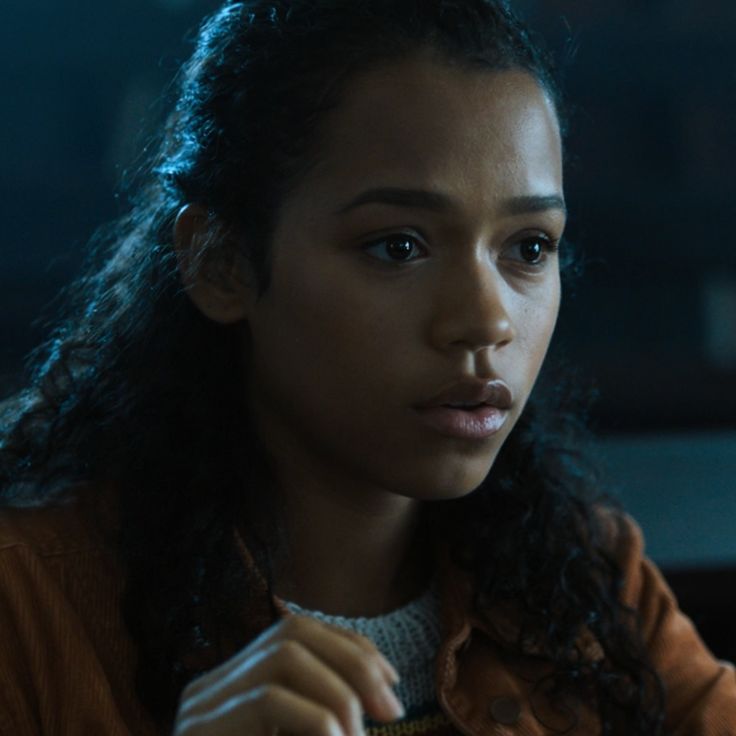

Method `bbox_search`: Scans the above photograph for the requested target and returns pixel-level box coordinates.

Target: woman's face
[243,55,565,502]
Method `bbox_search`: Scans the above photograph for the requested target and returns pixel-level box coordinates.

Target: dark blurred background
[2,0,735,656]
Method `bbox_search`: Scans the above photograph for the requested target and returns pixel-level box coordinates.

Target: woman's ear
[173,203,255,324]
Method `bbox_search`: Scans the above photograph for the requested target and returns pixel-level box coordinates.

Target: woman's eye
[510,235,559,266]
[362,234,425,263]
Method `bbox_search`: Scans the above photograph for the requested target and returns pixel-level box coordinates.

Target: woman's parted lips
[414,379,513,411]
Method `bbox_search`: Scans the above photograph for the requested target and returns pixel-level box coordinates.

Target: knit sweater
[283,581,459,736]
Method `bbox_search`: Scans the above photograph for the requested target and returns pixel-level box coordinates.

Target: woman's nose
[429,259,516,355]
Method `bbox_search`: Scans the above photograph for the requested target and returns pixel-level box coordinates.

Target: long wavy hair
[0,1,664,733]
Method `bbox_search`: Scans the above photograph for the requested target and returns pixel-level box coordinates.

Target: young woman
[1,1,734,734]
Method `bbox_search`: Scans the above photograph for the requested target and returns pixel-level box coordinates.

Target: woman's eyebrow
[333,187,567,217]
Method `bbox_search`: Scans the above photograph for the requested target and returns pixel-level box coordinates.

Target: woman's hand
[173,615,404,736]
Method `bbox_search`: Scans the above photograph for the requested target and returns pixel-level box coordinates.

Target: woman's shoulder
[593,504,664,606]
[0,502,88,557]
[0,483,126,641]
[591,504,736,730]
[0,486,155,735]
[0,483,120,567]
[593,504,645,562]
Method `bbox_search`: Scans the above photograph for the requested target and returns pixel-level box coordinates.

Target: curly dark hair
[0,1,664,733]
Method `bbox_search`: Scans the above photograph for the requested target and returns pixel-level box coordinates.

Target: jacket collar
[231,527,482,647]
[231,525,604,666]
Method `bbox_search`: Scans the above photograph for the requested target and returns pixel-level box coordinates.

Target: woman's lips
[414,404,509,439]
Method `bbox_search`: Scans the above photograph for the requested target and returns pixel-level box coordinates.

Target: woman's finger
[265,617,404,722]
[182,639,367,736]
[323,624,401,684]
[184,616,402,722]
[177,684,347,736]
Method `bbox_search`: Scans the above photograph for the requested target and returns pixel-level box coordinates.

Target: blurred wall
[600,431,736,566]
[521,0,736,433]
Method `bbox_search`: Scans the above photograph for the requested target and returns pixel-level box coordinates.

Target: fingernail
[381,687,405,720]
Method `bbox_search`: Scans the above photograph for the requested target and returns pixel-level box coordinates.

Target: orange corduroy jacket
[0,487,734,735]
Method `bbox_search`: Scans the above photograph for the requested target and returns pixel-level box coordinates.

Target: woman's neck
[269,477,433,618]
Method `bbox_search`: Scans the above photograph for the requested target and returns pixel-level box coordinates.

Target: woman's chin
[386,454,498,502]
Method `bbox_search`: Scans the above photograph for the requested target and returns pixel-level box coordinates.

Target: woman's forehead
[293,59,563,218]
